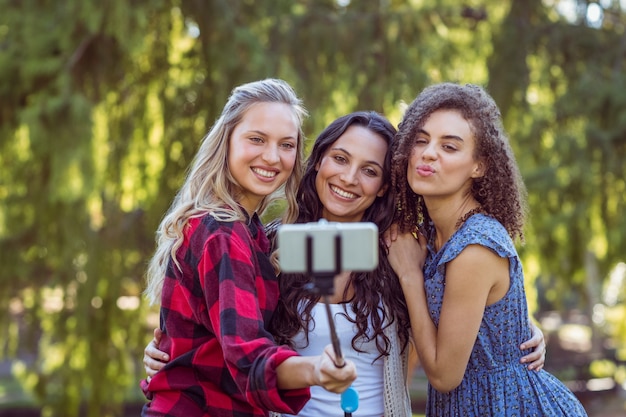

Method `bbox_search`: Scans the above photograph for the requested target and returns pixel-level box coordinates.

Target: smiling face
[407,109,484,202]
[228,102,299,213]
[314,125,388,223]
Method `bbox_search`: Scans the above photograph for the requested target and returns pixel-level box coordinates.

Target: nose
[262,144,280,164]
[421,142,437,160]
[339,166,358,185]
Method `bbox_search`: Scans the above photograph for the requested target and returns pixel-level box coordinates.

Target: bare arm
[143,329,356,393]
[384,225,546,373]
[276,344,357,393]
[388,233,504,393]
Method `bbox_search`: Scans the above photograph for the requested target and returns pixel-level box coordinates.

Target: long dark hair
[270,111,411,360]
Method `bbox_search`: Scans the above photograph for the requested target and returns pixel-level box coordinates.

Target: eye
[363,167,379,177]
[442,143,458,151]
[249,136,264,143]
[280,141,296,150]
[332,155,348,164]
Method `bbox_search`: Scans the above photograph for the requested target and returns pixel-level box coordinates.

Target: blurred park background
[1,0,626,416]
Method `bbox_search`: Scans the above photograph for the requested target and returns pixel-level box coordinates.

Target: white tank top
[283,302,384,417]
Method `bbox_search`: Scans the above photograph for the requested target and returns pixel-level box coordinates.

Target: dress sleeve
[439,216,515,265]
[197,226,309,413]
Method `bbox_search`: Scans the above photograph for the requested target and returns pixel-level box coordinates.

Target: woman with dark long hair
[270,111,413,416]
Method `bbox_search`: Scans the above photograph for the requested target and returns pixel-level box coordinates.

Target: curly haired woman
[387,82,587,416]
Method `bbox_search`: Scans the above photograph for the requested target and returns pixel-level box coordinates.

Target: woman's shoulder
[185,214,231,245]
[441,214,514,262]
[460,214,511,246]
[463,213,507,237]
[188,213,256,244]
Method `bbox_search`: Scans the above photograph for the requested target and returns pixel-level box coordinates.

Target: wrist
[277,355,317,389]
[398,270,423,283]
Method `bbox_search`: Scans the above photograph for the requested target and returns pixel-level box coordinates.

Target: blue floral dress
[423,214,587,416]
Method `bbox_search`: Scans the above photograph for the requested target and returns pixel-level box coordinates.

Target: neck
[425,195,481,251]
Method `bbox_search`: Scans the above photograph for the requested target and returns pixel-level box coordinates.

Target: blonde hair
[145,78,307,304]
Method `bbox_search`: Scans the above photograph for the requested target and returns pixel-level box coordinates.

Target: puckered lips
[416,164,435,177]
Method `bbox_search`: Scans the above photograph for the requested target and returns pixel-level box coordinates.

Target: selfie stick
[306,234,345,366]
[305,233,359,416]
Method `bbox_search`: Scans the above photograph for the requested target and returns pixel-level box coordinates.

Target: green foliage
[1,0,625,415]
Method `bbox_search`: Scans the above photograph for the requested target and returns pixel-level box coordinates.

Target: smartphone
[277,220,379,274]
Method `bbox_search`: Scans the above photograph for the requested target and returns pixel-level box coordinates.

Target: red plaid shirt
[141,211,310,416]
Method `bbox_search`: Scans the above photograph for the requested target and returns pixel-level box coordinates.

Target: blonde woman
[141,79,356,417]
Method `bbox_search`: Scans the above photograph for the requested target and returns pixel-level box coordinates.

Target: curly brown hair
[391,83,527,241]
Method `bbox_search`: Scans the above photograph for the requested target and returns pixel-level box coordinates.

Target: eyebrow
[330,146,384,170]
[417,128,464,142]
